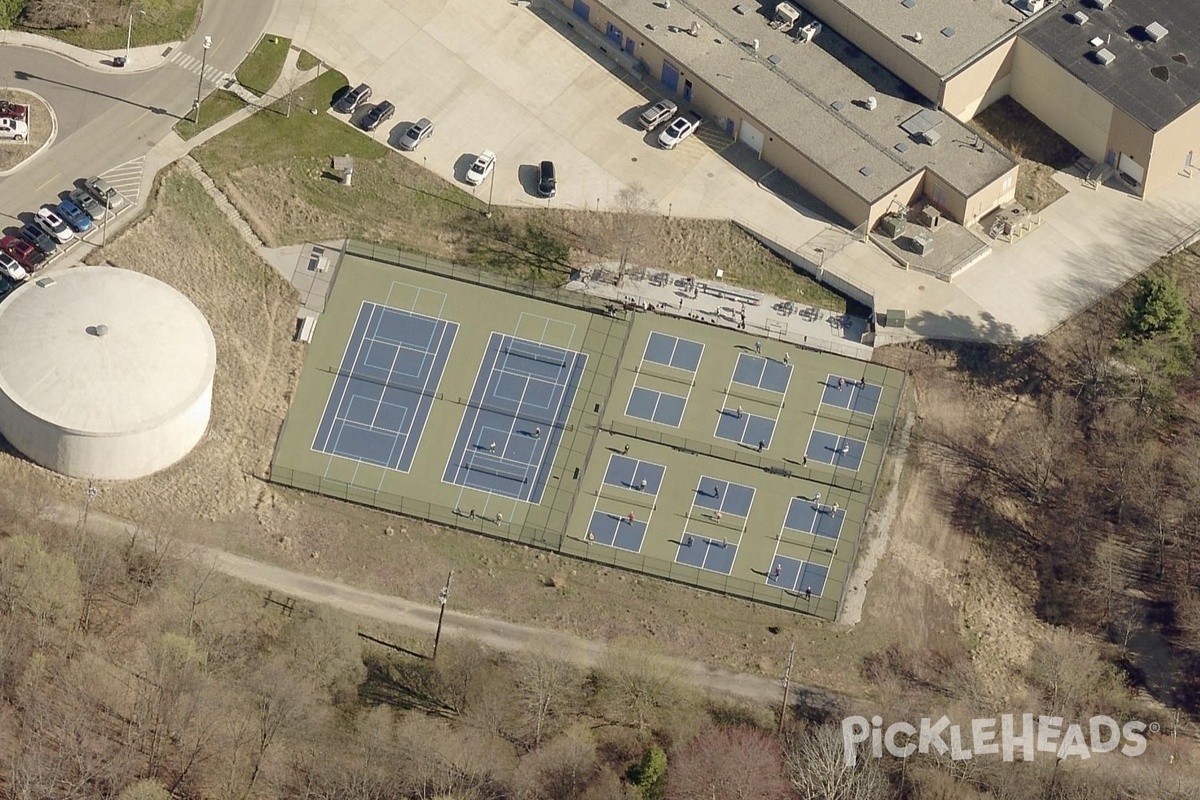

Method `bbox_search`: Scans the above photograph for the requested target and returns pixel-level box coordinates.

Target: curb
[0,89,58,178]
[0,30,177,74]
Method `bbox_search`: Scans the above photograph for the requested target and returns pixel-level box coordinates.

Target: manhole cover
[631,156,638,162]
[918,285,925,291]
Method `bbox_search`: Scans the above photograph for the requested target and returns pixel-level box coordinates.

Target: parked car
[0,235,44,271]
[18,223,57,256]
[69,187,105,221]
[657,111,703,149]
[0,274,15,301]
[85,176,126,210]
[466,150,495,186]
[359,100,395,132]
[639,98,678,131]
[537,160,557,198]
[35,208,74,244]
[0,251,26,282]
[0,117,27,141]
[0,101,27,122]
[399,117,434,151]
[335,83,372,114]
[56,198,92,232]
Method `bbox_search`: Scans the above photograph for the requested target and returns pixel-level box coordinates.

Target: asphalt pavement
[0,0,272,225]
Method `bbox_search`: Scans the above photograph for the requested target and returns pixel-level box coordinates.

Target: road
[0,0,272,222]
[51,502,815,709]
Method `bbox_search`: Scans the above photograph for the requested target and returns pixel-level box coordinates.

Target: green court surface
[271,242,905,619]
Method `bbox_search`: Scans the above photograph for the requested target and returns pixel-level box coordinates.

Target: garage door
[739,119,765,154]
[662,61,679,93]
[1118,152,1145,185]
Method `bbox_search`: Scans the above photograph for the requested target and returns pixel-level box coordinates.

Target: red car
[0,101,28,122]
[0,234,45,271]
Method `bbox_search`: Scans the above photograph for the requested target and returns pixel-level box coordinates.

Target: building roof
[0,267,216,436]
[818,0,1038,77]
[1023,0,1200,131]
[603,0,1015,205]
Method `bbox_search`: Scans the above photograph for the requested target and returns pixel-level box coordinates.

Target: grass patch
[295,49,320,72]
[969,97,1082,214]
[173,90,248,141]
[193,69,846,310]
[21,0,201,51]
[235,34,291,97]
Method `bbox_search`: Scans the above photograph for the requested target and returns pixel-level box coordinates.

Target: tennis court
[312,301,458,472]
[821,374,882,417]
[441,333,586,503]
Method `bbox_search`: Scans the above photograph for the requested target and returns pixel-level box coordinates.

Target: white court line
[524,350,583,501]
[397,320,457,474]
[314,300,376,455]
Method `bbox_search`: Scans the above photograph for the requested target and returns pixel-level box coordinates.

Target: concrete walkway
[0,29,177,73]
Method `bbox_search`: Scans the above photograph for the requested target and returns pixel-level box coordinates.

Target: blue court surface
[805,429,866,471]
[674,533,737,575]
[643,331,704,372]
[821,374,882,416]
[783,496,844,542]
[603,454,666,493]
[626,386,687,426]
[313,303,458,471]
[714,407,776,449]
[442,333,586,502]
[766,557,829,597]
[586,510,647,552]
[692,476,756,517]
[732,353,792,394]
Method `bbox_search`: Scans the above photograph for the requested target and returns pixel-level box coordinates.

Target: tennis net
[636,360,695,388]
[596,483,657,512]
[724,382,782,411]
[461,454,530,484]
[500,343,570,369]
[461,397,571,430]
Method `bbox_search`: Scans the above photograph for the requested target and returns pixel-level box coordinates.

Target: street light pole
[486,159,495,218]
[192,35,212,124]
[125,9,145,65]
[432,570,453,660]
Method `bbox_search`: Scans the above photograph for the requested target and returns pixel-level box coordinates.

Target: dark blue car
[56,198,92,232]
[18,223,56,256]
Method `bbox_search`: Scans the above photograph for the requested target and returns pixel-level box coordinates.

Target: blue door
[572,0,589,21]
[662,61,679,93]
[725,118,735,136]
[605,22,623,46]
[683,79,693,101]
[625,38,635,56]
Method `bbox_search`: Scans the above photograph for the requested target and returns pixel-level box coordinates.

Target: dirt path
[46,502,821,708]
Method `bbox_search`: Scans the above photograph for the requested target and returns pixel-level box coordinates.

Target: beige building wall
[867,173,925,228]
[941,39,1016,122]
[760,135,873,226]
[800,0,941,102]
[1146,102,1200,195]
[1105,109,1154,193]
[1011,38,1113,162]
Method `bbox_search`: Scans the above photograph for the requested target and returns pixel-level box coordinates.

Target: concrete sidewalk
[0,29,177,73]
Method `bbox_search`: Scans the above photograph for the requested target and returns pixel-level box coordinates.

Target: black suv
[537,160,557,198]
[360,100,395,132]
[335,83,372,114]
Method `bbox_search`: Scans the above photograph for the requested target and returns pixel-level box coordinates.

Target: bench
[697,281,762,306]
[296,315,317,343]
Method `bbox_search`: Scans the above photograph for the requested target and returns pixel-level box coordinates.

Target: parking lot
[305,0,829,241]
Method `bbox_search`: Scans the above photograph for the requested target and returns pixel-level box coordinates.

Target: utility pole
[193,36,212,124]
[486,160,496,218]
[432,570,453,660]
[778,641,795,734]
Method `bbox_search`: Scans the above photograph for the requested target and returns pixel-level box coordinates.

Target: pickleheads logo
[841,715,1155,766]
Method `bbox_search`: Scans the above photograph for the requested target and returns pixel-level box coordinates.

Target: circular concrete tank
[0,266,216,480]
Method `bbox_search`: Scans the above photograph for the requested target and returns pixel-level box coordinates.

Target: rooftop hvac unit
[919,128,942,145]
[752,38,760,51]
[1094,47,1116,66]
[1072,11,1089,24]
[1093,0,1112,9]
[797,21,822,43]
[1012,0,1045,15]
[1146,22,1168,42]
[865,96,878,111]
[771,2,801,31]
[689,20,699,36]
[1089,36,1105,47]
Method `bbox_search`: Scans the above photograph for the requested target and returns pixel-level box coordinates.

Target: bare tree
[514,648,580,747]
[512,729,600,800]
[606,183,657,282]
[785,724,889,800]
[667,725,792,800]
[592,643,683,731]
